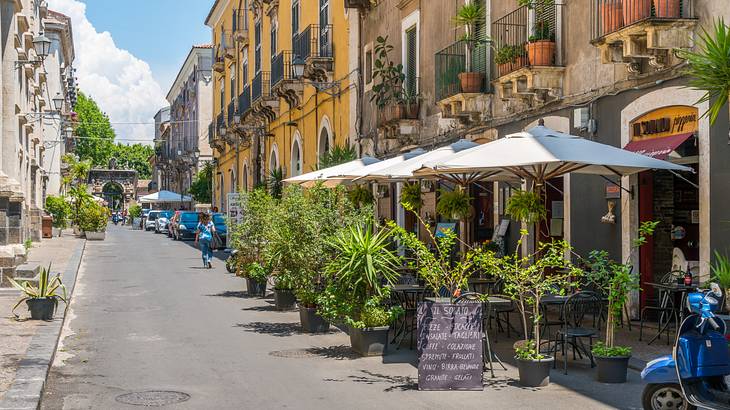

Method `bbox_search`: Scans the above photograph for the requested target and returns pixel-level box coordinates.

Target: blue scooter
[641,283,730,410]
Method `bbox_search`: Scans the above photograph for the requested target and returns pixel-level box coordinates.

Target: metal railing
[252,71,271,103]
[294,24,334,61]
[239,84,251,115]
[435,40,490,102]
[216,112,224,134]
[227,100,236,126]
[271,51,297,88]
[208,121,215,144]
[591,0,695,40]
[233,8,248,32]
[492,1,563,77]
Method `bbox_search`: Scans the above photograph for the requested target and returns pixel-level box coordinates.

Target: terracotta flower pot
[653,0,680,18]
[601,1,624,34]
[622,0,651,25]
[458,72,484,93]
[526,40,555,67]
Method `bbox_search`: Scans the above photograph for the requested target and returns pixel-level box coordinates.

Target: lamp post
[32,32,51,60]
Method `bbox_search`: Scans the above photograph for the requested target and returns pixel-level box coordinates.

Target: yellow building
[205,0,355,211]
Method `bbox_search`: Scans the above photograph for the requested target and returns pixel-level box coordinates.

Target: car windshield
[180,213,198,223]
[213,214,225,224]
[148,212,159,220]
[160,211,173,218]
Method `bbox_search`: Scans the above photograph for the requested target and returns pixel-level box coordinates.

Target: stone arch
[317,115,333,164]
[269,143,280,173]
[290,131,303,177]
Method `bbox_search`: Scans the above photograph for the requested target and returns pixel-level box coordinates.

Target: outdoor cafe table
[643,282,696,345]
[390,285,428,349]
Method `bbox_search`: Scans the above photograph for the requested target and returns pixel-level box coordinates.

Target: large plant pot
[653,0,680,17]
[299,306,330,333]
[497,63,511,77]
[601,1,624,34]
[132,217,141,228]
[526,40,555,66]
[85,231,106,241]
[516,356,554,387]
[349,326,389,356]
[27,298,56,320]
[274,288,297,311]
[246,278,267,297]
[458,72,484,93]
[52,227,61,237]
[403,102,420,119]
[622,0,651,25]
[595,355,630,383]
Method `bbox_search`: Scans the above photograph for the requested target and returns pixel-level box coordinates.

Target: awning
[622,133,694,160]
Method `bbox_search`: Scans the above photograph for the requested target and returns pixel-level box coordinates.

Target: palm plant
[316,144,357,170]
[267,167,284,199]
[9,265,67,318]
[453,2,485,72]
[680,19,730,125]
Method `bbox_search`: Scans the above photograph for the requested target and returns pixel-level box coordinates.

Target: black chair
[391,288,428,349]
[639,270,684,345]
[551,291,602,375]
[455,292,506,378]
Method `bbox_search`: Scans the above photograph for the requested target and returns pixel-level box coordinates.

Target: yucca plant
[9,264,67,319]
[453,2,485,72]
[680,19,730,125]
[711,250,730,312]
[316,144,357,170]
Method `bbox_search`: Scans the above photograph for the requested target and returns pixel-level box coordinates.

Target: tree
[188,162,213,203]
[112,143,154,179]
[73,92,116,166]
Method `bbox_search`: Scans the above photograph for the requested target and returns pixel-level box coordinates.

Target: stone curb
[0,239,86,410]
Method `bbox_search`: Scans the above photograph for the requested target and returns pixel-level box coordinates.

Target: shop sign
[630,106,698,141]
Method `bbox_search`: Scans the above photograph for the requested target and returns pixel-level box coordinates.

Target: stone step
[15,263,40,279]
[0,287,20,296]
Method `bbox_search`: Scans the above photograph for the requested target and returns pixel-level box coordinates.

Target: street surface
[42,225,645,409]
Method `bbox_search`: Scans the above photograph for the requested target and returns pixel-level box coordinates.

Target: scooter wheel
[642,383,695,410]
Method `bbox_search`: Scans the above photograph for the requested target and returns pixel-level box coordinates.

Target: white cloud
[48,0,167,145]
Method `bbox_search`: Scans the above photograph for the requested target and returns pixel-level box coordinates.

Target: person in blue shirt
[194,213,216,269]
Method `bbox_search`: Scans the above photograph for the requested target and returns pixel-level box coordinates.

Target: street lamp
[52,93,64,112]
[32,32,52,60]
[292,56,306,79]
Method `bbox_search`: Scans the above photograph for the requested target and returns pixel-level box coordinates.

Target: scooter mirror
[710,282,723,298]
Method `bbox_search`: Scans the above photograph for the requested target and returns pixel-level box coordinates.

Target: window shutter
[405,26,417,96]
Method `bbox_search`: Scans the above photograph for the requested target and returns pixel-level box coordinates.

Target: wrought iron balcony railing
[227,100,236,126]
[239,85,251,115]
[252,71,271,103]
[492,1,564,78]
[590,0,695,41]
[435,40,490,102]
[271,51,298,89]
[208,121,215,144]
[216,112,224,134]
[294,24,334,61]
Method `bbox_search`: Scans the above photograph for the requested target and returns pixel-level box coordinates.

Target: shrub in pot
[436,187,472,222]
[45,195,71,237]
[523,10,555,66]
[272,271,297,311]
[243,262,269,297]
[453,2,485,93]
[711,251,730,313]
[129,204,142,228]
[9,265,67,320]
[79,201,109,240]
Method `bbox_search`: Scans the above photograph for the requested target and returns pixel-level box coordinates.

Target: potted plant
[400,182,423,212]
[506,189,547,225]
[129,204,142,228]
[347,185,375,209]
[9,265,67,320]
[272,270,297,310]
[622,0,651,25]
[45,195,70,237]
[436,187,472,221]
[521,0,556,66]
[587,221,658,383]
[371,36,416,125]
[318,224,402,356]
[600,0,624,35]
[241,262,268,297]
[496,45,517,76]
[711,250,730,313]
[498,232,580,387]
[79,201,109,240]
[453,2,485,93]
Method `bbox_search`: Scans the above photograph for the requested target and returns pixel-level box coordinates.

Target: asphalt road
[41,225,646,409]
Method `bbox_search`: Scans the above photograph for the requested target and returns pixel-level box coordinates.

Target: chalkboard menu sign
[417,301,483,391]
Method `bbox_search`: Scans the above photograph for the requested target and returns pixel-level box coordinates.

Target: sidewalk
[0,232,85,409]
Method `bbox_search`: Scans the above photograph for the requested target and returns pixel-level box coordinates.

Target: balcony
[239,85,251,118]
[344,0,372,9]
[376,78,421,142]
[227,100,236,128]
[590,0,696,71]
[212,45,225,73]
[251,71,278,122]
[435,40,492,122]
[492,1,565,107]
[222,31,236,60]
[294,25,334,81]
[271,51,304,107]
[233,8,249,45]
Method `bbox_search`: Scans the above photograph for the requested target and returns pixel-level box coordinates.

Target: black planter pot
[27,298,57,320]
[245,278,267,297]
[299,306,330,333]
[273,288,297,311]
[516,356,554,387]
[349,326,389,356]
[595,355,630,383]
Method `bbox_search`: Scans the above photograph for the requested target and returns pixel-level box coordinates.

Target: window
[270,17,278,60]
[242,46,249,84]
[269,148,279,172]
[291,138,302,177]
[404,26,417,96]
[254,20,262,73]
[292,0,300,42]
[219,77,225,111]
[318,127,330,160]
[319,0,329,26]
[364,45,373,86]
[242,165,248,192]
[229,63,236,100]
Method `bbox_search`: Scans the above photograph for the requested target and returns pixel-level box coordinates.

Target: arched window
[318,127,330,161]
[242,164,249,192]
[269,146,280,173]
[291,137,302,177]
[229,169,236,193]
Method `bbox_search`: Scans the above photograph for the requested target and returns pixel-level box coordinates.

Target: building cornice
[205,0,231,28]
[166,46,211,104]
[44,10,75,63]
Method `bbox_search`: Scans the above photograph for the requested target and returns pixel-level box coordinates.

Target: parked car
[167,211,181,238]
[155,210,173,233]
[212,213,227,249]
[174,211,199,241]
[145,210,160,231]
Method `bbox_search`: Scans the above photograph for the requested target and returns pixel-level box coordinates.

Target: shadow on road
[235,321,304,337]
[305,345,360,360]
[347,370,418,392]
[206,291,248,298]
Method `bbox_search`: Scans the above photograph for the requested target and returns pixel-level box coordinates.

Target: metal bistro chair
[639,270,685,345]
[487,278,519,343]
[391,287,428,350]
[552,291,602,375]
[455,292,507,378]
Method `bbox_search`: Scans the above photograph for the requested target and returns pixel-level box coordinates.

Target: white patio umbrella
[325,148,428,185]
[283,156,381,187]
[139,190,192,203]
[356,139,479,182]
[414,125,693,184]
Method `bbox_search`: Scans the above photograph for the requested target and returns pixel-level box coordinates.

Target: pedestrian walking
[195,212,216,269]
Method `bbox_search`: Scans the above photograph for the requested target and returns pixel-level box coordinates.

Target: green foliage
[711,250,730,289]
[24,239,32,251]
[316,145,357,170]
[229,188,276,271]
[679,19,730,124]
[45,195,71,229]
[68,184,93,226]
[495,45,521,65]
[245,262,270,283]
[498,232,581,359]
[400,182,423,211]
[436,187,472,220]
[9,264,67,318]
[515,340,545,361]
[73,92,116,167]
[592,342,632,358]
[347,185,374,208]
[61,154,91,187]
[633,220,660,248]
[79,201,110,232]
[506,189,546,224]
[128,204,142,219]
[111,143,155,179]
[267,167,284,199]
[370,36,407,108]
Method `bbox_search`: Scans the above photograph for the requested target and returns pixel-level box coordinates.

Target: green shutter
[405,26,417,96]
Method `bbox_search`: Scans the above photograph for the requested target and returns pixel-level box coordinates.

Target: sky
[47,0,213,144]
